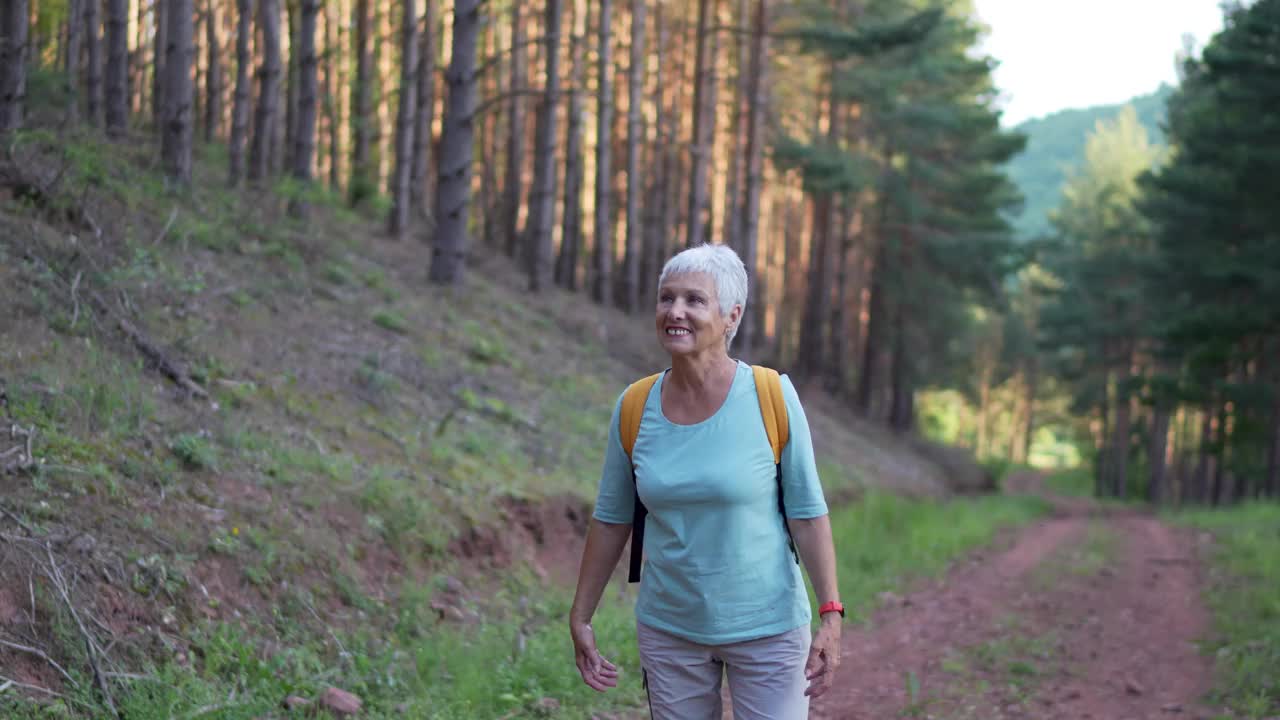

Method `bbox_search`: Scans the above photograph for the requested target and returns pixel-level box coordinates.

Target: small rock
[319,687,362,715]
[1124,677,1145,696]
[282,695,312,711]
[1161,703,1183,713]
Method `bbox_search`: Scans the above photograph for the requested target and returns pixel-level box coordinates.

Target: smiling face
[656,272,742,359]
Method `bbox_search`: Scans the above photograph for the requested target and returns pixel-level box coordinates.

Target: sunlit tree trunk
[590,0,613,304]
[622,0,645,313]
[427,0,480,284]
[723,0,748,252]
[287,0,318,218]
[161,0,193,184]
[349,0,374,204]
[525,0,562,292]
[202,0,221,141]
[326,0,341,190]
[103,0,126,134]
[387,0,417,236]
[0,0,29,132]
[410,0,437,219]
[152,0,167,127]
[501,1,525,256]
[685,0,713,248]
[736,0,766,360]
[247,0,280,183]
[84,0,102,126]
[227,0,252,183]
[556,0,587,291]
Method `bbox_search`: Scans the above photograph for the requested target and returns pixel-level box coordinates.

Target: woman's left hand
[804,615,842,698]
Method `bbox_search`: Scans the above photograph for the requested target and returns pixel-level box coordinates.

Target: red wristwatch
[818,600,845,618]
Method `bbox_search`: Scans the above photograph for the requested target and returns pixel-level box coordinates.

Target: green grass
[1043,467,1095,497]
[1176,502,1280,718]
[826,491,1050,621]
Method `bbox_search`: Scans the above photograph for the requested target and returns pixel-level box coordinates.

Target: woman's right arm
[569,518,632,691]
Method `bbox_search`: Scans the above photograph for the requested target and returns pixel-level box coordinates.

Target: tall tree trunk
[1110,349,1134,498]
[1148,397,1171,505]
[247,0,280,183]
[283,1,299,172]
[723,0,748,252]
[65,0,83,122]
[501,0,525,256]
[525,0,562,292]
[287,0,318,218]
[349,0,374,204]
[228,0,252,183]
[1015,359,1038,464]
[855,238,887,417]
[410,0,437,219]
[84,0,102,126]
[0,0,29,133]
[827,202,853,391]
[888,297,912,433]
[1210,399,1228,506]
[327,0,343,190]
[152,0,166,127]
[103,0,126,133]
[161,0,194,184]
[1192,398,1214,504]
[477,11,499,248]
[736,0,767,360]
[640,0,667,305]
[622,0,645,313]
[427,0,480,284]
[590,0,613,304]
[556,0,587,291]
[1267,377,1280,498]
[386,0,417,236]
[201,0,220,141]
[685,0,713,248]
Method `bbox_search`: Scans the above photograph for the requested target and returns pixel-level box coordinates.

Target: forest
[0,0,1278,716]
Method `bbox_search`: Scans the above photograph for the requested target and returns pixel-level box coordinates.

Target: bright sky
[972,0,1226,125]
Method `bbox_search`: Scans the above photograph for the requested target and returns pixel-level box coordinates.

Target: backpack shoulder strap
[620,373,661,459]
[751,366,789,464]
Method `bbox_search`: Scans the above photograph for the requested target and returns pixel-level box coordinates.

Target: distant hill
[1005,84,1174,240]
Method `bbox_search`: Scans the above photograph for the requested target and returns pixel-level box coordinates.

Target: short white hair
[657,244,749,349]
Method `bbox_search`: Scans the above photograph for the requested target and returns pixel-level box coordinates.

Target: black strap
[628,472,647,583]
[778,463,799,565]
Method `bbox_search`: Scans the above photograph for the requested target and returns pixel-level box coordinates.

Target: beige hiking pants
[637,621,811,720]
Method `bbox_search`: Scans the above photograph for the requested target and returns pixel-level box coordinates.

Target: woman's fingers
[576,649,619,692]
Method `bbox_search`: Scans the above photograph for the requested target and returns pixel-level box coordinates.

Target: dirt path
[810,484,1215,719]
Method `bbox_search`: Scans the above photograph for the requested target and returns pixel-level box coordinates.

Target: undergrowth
[1176,503,1280,719]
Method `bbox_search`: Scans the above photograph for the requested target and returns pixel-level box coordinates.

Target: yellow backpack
[619,365,796,582]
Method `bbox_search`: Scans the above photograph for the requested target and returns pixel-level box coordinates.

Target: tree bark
[1110,349,1134,498]
[722,0,749,252]
[855,239,887,417]
[590,0,614,304]
[349,0,374,204]
[622,0,645,313]
[427,0,480,284]
[65,0,83,122]
[525,0,563,292]
[202,0,221,141]
[556,0,587,291]
[84,0,102,126]
[1148,397,1171,505]
[247,0,280,183]
[685,0,714,248]
[161,0,194,184]
[1267,378,1280,498]
[500,0,525,256]
[386,0,417,236]
[0,0,30,133]
[152,0,167,128]
[283,1,299,172]
[227,0,252,184]
[103,0,126,133]
[287,0,318,218]
[410,0,437,220]
[640,0,667,305]
[888,297,913,433]
[736,0,767,360]
[325,0,341,190]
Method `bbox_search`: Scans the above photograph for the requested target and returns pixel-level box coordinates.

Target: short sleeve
[778,374,829,519]
[592,392,636,524]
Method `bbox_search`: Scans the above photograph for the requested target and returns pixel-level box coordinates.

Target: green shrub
[170,432,218,470]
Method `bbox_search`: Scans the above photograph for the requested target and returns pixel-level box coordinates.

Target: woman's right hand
[570,621,619,692]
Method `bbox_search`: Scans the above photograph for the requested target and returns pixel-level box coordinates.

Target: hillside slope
[0,127,971,714]
[1006,83,1173,240]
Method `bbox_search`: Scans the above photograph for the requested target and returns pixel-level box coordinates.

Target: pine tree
[387,0,417,236]
[161,0,194,184]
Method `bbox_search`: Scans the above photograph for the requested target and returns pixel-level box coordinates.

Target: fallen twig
[70,270,82,327]
[0,637,80,689]
[0,503,36,536]
[154,206,178,245]
[43,543,121,718]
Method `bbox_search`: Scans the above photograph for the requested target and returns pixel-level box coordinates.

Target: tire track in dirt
[810,487,1214,719]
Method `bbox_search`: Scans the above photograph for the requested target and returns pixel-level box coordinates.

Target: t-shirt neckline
[655,360,746,429]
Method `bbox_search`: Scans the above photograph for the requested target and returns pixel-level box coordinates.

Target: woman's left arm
[789,514,841,698]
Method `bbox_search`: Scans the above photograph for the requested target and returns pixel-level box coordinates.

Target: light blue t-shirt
[592,361,829,645]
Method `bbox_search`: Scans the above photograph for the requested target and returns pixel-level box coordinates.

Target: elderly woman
[569,244,842,719]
